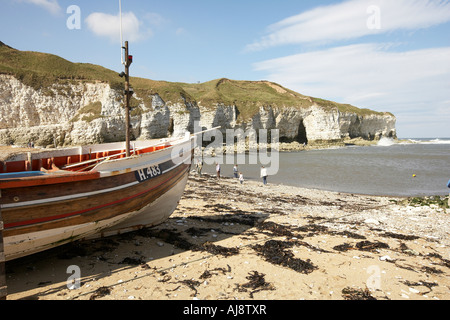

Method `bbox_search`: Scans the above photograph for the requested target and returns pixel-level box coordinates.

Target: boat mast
[119,0,133,157]
[123,42,132,157]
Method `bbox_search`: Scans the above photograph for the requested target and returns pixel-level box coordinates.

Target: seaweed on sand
[168,279,202,297]
[256,221,297,237]
[89,286,111,300]
[195,242,240,257]
[333,243,354,252]
[179,279,202,297]
[200,265,232,279]
[333,240,390,253]
[235,271,275,298]
[355,240,390,252]
[251,240,317,274]
[189,213,262,227]
[342,287,376,300]
[382,232,419,241]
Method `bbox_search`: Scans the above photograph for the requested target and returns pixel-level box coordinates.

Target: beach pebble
[157,241,164,247]
[379,255,393,262]
[364,218,380,225]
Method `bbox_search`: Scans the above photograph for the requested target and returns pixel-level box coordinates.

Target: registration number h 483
[135,165,162,182]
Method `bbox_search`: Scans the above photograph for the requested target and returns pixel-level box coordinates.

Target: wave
[427,138,450,144]
[377,137,396,146]
[378,138,450,146]
[402,138,450,145]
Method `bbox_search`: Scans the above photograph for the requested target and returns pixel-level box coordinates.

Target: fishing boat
[0,3,203,261]
[0,134,195,261]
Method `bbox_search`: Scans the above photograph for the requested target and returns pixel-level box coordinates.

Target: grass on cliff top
[311,97,392,117]
[180,78,316,120]
[0,42,123,90]
[0,42,390,119]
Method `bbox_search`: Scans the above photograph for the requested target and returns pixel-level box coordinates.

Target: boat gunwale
[0,139,188,189]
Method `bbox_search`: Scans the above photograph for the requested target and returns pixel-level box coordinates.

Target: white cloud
[246,0,450,51]
[18,0,62,15]
[254,44,450,107]
[85,12,152,43]
[254,44,450,136]
[247,0,450,137]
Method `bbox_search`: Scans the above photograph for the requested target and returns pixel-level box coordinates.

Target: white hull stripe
[1,181,139,209]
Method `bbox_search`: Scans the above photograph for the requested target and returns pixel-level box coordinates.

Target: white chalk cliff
[0,74,396,148]
[0,42,395,147]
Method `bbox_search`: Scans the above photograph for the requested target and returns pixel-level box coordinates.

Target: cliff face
[0,74,396,148]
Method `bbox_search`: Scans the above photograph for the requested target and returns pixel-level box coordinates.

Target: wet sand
[4,173,450,300]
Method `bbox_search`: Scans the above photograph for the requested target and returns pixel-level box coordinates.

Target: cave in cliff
[296,120,308,145]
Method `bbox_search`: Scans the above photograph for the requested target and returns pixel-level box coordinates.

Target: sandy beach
[4,172,450,301]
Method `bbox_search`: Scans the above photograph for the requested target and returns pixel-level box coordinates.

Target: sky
[1,0,450,138]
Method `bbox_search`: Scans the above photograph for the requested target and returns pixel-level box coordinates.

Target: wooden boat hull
[0,137,193,261]
[89,172,189,239]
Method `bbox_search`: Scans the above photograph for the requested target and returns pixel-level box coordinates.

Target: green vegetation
[310,97,393,117]
[71,101,103,123]
[0,42,122,90]
[0,42,390,121]
[391,196,449,211]
[408,196,449,210]
[180,78,313,121]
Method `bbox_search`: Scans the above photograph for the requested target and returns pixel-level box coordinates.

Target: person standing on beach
[239,172,244,184]
[260,166,268,185]
[233,164,239,178]
[447,179,450,206]
[196,160,203,176]
[216,162,221,180]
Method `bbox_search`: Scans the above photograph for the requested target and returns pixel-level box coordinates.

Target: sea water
[200,138,450,197]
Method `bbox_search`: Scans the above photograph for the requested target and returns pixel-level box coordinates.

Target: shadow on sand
[5,208,270,300]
